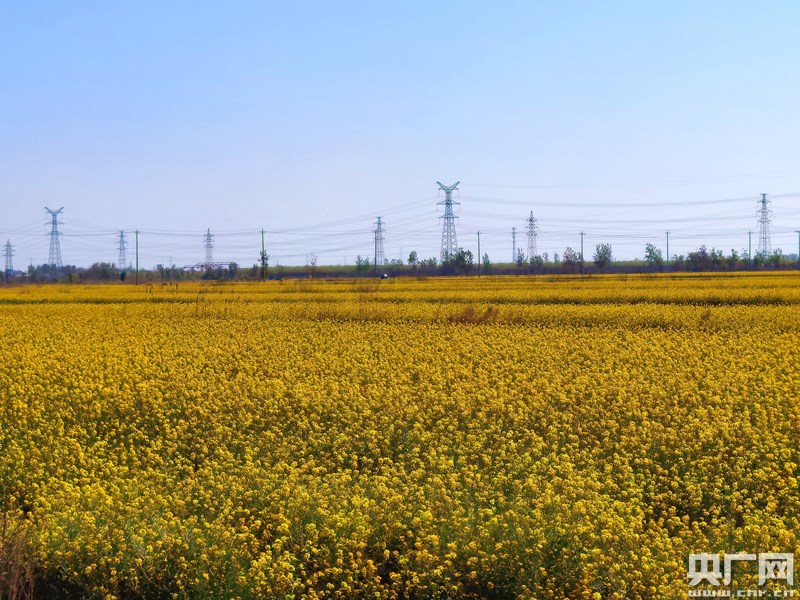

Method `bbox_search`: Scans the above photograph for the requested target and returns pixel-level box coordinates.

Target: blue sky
[2,1,800,267]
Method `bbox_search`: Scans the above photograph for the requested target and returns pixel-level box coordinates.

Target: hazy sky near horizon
[2,1,800,267]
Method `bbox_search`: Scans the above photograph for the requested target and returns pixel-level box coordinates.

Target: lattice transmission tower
[437,181,460,262]
[526,211,537,260]
[373,217,385,272]
[204,228,214,266]
[757,193,771,257]
[3,240,12,282]
[45,207,64,267]
[118,231,127,269]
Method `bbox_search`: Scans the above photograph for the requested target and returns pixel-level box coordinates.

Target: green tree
[354,255,371,275]
[85,262,119,281]
[688,246,711,271]
[453,248,474,275]
[515,248,526,268]
[259,250,269,280]
[710,248,724,269]
[768,248,783,268]
[644,243,663,271]
[727,248,740,269]
[562,247,578,268]
[388,258,404,276]
[593,243,613,269]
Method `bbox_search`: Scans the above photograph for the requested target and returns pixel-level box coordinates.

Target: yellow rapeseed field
[1,273,799,599]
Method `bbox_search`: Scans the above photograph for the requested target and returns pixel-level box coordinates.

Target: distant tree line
[6,243,796,284]
[21,262,242,284]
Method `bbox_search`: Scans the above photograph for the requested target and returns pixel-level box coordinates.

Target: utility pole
[437,181,460,262]
[512,227,516,264]
[477,231,481,277]
[748,231,752,270]
[45,207,64,267]
[580,231,585,276]
[796,230,800,269]
[135,230,140,285]
[665,231,670,270]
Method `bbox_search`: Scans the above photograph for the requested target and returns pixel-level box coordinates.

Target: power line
[4,189,798,267]
[464,170,800,190]
[458,193,800,209]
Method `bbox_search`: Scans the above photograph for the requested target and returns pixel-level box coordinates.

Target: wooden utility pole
[135,230,140,285]
[477,231,481,277]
